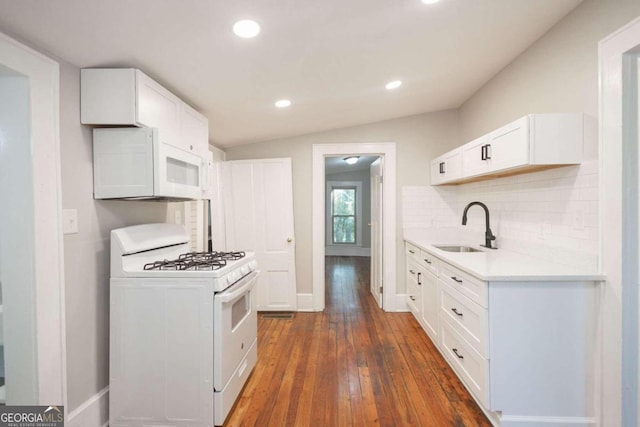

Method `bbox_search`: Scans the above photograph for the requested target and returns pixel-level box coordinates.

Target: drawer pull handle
[409,250,415,254]
[451,308,463,317]
[451,276,463,283]
[410,296,416,301]
[417,272,422,285]
[452,348,464,360]
[409,269,416,275]
[423,258,432,264]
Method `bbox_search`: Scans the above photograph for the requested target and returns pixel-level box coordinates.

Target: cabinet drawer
[439,262,487,307]
[406,242,421,261]
[419,249,438,275]
[440,282,488,357]
[440,320,489,408]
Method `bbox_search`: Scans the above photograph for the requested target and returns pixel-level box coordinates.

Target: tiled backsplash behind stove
[402,159,599,269]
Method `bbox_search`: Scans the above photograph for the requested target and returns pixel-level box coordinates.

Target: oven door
[213,270,258,391]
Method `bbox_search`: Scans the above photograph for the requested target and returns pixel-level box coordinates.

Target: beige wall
[58,62,168,410]
[460,0,640,142]
[225,109,460,294]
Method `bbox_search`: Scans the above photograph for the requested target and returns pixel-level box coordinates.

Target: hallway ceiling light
[421,0,441,4]
[275,99,291,108]
[385,80,402,90]
[344,156,360,165]
[233,19,261,38]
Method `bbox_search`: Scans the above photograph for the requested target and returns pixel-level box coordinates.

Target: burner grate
[143,250,246,271]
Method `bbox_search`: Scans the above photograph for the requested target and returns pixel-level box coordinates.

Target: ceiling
[0,0,582,147]
[325,156,380,175]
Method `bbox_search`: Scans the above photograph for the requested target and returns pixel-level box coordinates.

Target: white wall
[403,158,599,270]
[460,0,640,141]
[225,109,460,294]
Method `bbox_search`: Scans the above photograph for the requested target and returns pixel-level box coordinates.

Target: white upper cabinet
[433,113,587,185]
[135,70,181,138]
[81,68,209,155]
[461,134,491,178]
[430,147,462,185]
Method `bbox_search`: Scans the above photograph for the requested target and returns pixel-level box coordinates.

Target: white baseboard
[325,246,371,257]
[67,386,109,427]
[499,415,597,427]
[296,293,315,311]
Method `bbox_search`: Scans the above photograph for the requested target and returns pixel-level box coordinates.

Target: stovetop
[143,251,246,271]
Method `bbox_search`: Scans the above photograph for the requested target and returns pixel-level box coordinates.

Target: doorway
[312,143,396,312]
[0,32,66,406]
[324,155,381,308]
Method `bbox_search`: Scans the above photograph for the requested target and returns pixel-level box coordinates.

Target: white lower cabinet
[439,281,488,357]
[406,259,421,316]
[404,241,599,426]
[420,268,439,341]
[440,318,490,408]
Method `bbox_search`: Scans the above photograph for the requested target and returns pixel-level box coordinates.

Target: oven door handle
[218,271,259,304]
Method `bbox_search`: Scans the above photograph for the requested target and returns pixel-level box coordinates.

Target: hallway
[225,256,490,426]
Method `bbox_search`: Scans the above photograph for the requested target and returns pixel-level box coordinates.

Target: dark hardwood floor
[225,256,491,426]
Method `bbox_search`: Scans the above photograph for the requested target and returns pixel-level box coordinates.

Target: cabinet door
[420,268,439,341]
[431,148,462,185]
[136,70,181,141]
[486,116,529,172]
[462,135,491,178]
[80,68,138,125]
[406,259,421,315]
[181,102,209,155]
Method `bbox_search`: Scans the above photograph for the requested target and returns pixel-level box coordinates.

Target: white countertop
[405,236,605,282]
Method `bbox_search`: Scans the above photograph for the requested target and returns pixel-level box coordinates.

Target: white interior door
[221,158,297,311]
[370,158,383,309]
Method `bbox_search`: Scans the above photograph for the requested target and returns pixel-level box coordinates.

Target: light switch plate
[62,209,79,234]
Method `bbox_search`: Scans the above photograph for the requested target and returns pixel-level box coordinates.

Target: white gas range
[109,223,258,427]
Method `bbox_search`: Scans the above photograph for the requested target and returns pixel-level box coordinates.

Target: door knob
[287,237,292,243]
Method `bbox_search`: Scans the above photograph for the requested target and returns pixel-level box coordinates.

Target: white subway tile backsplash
[402,162,599,270]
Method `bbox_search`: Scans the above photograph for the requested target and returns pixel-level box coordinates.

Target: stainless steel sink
[434,245,482,253]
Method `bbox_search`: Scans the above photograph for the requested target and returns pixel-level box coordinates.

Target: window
[331,187,356,244]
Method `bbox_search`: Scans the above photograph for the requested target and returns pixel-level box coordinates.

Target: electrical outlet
[62,209,78,234]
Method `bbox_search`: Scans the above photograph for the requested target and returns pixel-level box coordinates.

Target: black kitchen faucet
[462,201,497,249]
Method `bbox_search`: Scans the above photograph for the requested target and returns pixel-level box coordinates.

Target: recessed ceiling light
[385,80,402,90]
[275,99,291,108]
[233,19,261,38]
[421,0,441,4]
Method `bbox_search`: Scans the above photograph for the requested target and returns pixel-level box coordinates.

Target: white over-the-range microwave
[93,127,212,200]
